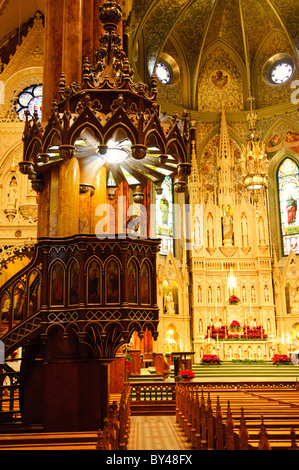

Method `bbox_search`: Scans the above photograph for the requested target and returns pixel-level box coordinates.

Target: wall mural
[266,130,299,159]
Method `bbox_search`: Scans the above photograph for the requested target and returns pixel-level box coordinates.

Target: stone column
[91,167,107,235]
[62,0,83,86]
[42,0,64,122]
[57,152,80,237]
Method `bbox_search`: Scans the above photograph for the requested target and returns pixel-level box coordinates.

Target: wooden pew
[175,383,299,450]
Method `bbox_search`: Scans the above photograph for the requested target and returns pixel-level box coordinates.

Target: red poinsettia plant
[177,370,195,381]
[201,354,221,365]
[272,354,291,365]
[228,295,240,304]
[230,320,241,331]
[124,355,132,372]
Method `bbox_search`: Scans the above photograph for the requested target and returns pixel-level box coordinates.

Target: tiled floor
[127,415,192,451]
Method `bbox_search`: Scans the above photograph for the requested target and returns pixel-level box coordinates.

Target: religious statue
[166,291,175,315]
[292,288,299,313]
[241,213,248,247]
[160,194,169,225]
[7,176,18,208]
[222,205,233,246]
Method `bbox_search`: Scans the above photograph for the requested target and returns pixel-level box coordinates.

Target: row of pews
[176,383,299,450]
[0,382,131,450]
[96,382,131,450]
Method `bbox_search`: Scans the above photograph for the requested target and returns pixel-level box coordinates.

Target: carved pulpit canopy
[20,0,190,196]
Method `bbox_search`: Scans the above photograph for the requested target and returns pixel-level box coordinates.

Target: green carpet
[129,361,299,382]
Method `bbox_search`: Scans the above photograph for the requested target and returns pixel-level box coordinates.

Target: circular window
[263,54,294,86]
[15,84,43,121]
[270,62,293,84]
[155,61,172,84]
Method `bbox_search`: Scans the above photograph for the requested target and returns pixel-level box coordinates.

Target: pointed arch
[276,157,299,256]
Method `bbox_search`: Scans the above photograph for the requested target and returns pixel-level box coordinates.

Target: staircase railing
[1,312,41,359]
[0,363,22,422]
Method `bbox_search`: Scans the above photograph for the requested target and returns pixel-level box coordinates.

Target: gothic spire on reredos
[217,104,234,208]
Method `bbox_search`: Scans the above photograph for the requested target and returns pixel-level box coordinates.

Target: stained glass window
[155,62,171,84]
[156,176,174,255]
[271,62,293,84]
[278,158,299,255]
[15,84,43,121]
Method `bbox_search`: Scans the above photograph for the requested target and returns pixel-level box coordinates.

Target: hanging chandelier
[241,96,268,195]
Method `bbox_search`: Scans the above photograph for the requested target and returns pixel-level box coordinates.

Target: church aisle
[127,415,192,451]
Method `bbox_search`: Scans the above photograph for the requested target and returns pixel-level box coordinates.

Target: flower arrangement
[205,325,268,341]
[201,354,221,365]
[272,354,291,365]
[230,320,241,331]
[241,325,268,341]
[177,370,195,381]
[228,295,240,304]
[206,325,228,340]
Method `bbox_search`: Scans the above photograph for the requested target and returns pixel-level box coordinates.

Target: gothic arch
[268,150,299,258]
[194,38,248,110]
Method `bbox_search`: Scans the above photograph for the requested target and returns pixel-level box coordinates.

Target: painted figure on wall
[128,260,137,303]
[13,282,25,320]
[266,130,299,158]
[210,69,229,90]
[140,262,150,304]
[106,259,120,303]
[88,260,101,303]
[51,263,64,306]
[69,261,80,305]
[0,293,10,323]
[28,270,41,315]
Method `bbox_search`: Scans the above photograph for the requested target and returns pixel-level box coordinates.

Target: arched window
[156,175,174,255]
[15,84,43,121]
[278,158,299,255]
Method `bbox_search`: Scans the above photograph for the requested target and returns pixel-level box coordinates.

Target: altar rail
[130,382,176,415]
